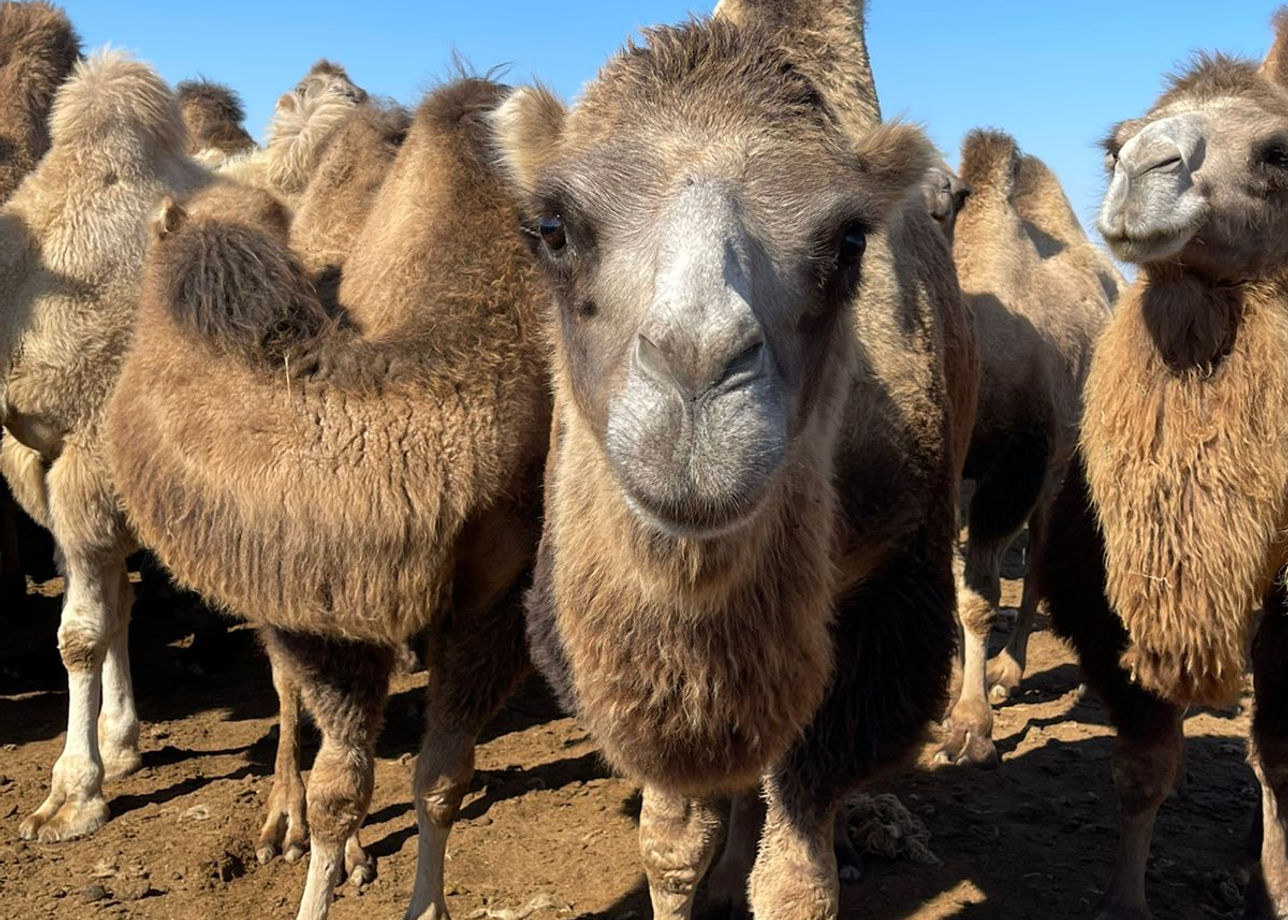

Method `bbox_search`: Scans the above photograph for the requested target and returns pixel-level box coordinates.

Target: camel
[496,0,976,916]
[105,75,550,920]
[0,50,212,842]
[216,60,367,206]
[935,131,1116,766]
[0,1,80,612]
[922,157,970,241]
[1041,11,1288,916]
[177,78,256,165]
[3,47,368,850]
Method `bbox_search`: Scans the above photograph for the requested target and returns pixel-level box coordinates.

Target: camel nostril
[635,334,676,388]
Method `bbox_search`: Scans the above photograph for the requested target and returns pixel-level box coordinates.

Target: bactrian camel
[936,131,1116,766]
[497,0,977,916]
[0,0,80,612]
[105,77,550,920]
[1042,10,1288,917]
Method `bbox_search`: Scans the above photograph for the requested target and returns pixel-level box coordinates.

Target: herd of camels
[1,0,1287,917]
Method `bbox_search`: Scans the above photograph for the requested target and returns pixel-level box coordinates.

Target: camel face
[495,22,929,539]
[923,163,970,240]
[1099,61,1288,276]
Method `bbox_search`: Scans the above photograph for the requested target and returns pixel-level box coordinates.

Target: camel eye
[539,214,567,252]
[838,224,867,267]
[1104,148,1120,171]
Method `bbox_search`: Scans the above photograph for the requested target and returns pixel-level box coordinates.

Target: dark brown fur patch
[177,78,255,157]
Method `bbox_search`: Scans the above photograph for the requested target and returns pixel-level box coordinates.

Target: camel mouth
[1100,225,1196,265]
[620,485,770,541]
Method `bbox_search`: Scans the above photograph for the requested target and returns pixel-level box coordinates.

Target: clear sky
[60,1,1283,234]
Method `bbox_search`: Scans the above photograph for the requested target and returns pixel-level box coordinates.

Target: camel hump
[959,128,1020,201]
[150,184,329,364]
[0,2,79,71]
[177,78,246,126]
[49,49,186,156]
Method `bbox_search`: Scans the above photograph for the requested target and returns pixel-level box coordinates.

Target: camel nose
[634,327,766,398]
[1127,138,1185,179]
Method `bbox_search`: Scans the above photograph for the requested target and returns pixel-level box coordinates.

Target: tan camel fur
[1042,10,1288,917]
[105,77,550,920]
[176,78,256,164]
[500,1,976,916]
[0,1,80,607]
[0,50,211,843]
[217,60,367,206]
[922,156,970,242]
[936,131,1114,766]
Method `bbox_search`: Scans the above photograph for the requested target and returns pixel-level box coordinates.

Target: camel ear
[854,123,934,217]
[490,85,567,198]
[1263,8,1288,88]
[712,0,881,133]
[152,197,187,240]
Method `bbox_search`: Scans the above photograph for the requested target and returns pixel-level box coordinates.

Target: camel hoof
[988,682,1012,705]
[283,842,308,864]
[256,845,277,866]
[20,797,110,843]
[934,728,999,770]
[344,841,376,887]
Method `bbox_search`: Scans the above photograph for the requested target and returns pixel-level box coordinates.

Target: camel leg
[1249,604,1288,918]
[405,586,529,920]
[98,568,141,782]
[1093,706,1184,920]
[704,792,764,919]
[988,499,1050,703]
[257,638,311,865]
[747,771,838,920]
[19,545,126,841]
[935,537,1001,767]
[638,785,723,920]
[265,630,391,920]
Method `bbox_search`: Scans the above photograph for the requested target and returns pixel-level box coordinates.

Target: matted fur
[176,78,255,160]
[0,2,80,201]
[1083,277,1288,707]
[106,78,550,646]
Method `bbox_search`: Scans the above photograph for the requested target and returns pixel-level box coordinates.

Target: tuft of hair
[958,128,1020,200]
[262,59,368,195]
[49,48,186,156]
[0,2,79,70]
[177,78,254,157]
[150,184,328,365]
[489,84,566,197]
[1263,7,1288,88]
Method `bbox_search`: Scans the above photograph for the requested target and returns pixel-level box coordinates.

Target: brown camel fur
[218,59,367,206]
[0,50,211,844]
[176,78,256,164]
[0,1,80,609]
[922,156,970,242]
[105,77,550,920]
[254,96,410,875]
[936,130,1114,766]
[1046,11,1288,917]
[500,1,975,916]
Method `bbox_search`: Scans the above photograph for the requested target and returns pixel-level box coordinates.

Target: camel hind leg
[98,567,141,781]
[987,495,1051,703]
[1248,595,1288,918]
[263,629,392,920]
[405,581,530,920]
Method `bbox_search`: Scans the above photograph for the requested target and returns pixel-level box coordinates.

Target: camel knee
[57,620,108,673]
[1113,736,1181,816]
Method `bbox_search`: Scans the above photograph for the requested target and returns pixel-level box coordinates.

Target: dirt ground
[0,573,1258,920]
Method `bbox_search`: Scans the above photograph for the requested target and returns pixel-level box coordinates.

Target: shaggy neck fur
[545,379,837,794]
[1082,270,1288,706]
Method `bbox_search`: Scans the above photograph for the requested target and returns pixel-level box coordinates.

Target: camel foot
[344,835,375,887]
[986,652,1024,704]
[834,823,862,884]
[933,725,999,769]
[19,795,110,843]
[256,795,309,865]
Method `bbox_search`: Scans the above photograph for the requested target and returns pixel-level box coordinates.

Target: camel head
[493,1,929,540]
[1098,9,1288,279]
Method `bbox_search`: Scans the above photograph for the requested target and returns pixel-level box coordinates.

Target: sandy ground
[0,575,1258,920]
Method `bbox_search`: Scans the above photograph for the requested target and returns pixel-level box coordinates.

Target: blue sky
[63,2,1282,233]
